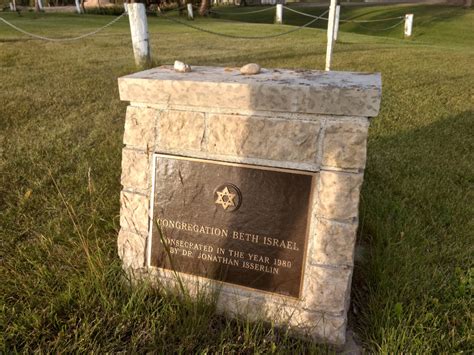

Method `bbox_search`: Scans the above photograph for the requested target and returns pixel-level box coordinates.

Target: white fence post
[325,0,337,71]
[275,4,283,24]
[404,14,413,37]
[334,5,340,41]
[128,2,152,67]
[75,0,82,13]
[187,3,194,20]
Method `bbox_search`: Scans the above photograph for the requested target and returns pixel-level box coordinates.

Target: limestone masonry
[117,65,382,345]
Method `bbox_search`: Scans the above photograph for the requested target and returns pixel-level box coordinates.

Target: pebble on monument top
[174,60,192,73]
[122,66,381,91]
[240,63,261,75]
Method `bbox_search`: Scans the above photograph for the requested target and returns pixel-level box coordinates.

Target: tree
[178,0,186,16]
[198,0,210,16]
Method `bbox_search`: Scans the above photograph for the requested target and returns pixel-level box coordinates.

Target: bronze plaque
[149,155,313,298]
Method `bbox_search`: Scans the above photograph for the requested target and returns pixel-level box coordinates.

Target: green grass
[1,5,473,353]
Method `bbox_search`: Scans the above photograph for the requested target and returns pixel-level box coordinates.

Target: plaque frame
[146,153,316,299]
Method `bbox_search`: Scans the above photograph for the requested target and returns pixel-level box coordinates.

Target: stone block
[123,106,158,148]
[119,66,382,117]
[303,265,352,314]
[157,110,205,152]
[322,119,369,170]
[117,229,146,269]
[311,219,358,266]
[317,171,364,221]
[121,149,150,191]
[284,307,347,345]
[207,114,321,164]
[215,291,347,344]
[120,191,149,235]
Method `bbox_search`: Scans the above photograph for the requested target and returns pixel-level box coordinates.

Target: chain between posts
[282,5,327,19]
[0,5,406,42]
[0,12,126,42]
[282,5,404,23]
[357,19,405,31]
[158,9,328,39]
[339,15,405,23]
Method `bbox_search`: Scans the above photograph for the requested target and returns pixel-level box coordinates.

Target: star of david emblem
[214,184,242,212]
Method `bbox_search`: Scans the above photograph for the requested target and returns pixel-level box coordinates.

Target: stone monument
[117,65,381,345]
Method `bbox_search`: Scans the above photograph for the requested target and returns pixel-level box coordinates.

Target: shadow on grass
[350,110,473,352]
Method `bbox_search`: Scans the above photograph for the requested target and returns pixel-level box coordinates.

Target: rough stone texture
[303,265,353,314]
[119,66,382,117]
[123,105,158,149]
[311,218,358,267]
[117,229,146,269]
[121,149,151,192]
[317,171,364,221]
[240,63,261,75]
[207,114,321,164]
[133,101,330,122]
[117,65,382,346]
[222,296,347,344]
[142,268,347,344]
[120,191,149,235]
[148,109,323,171]
[322,119,369,170]
[156,110,205,152]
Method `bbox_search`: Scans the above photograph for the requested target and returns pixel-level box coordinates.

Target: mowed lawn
[1,5,473,353]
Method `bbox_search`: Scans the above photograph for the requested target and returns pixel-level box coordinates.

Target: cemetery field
[1,5,473,353]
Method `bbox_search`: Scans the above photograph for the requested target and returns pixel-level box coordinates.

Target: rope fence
[0,12,126,42]
[0,5,409,43]
[280,6,406,28]
[282,6,325,20]
[339,16,405,23]
[0,4,415,70]
[205,5,405,26]
[357,19,406,31]
[159,8,329,39]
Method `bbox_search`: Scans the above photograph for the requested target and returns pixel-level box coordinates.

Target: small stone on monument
[240,63,261,75]
[174,60,192,73]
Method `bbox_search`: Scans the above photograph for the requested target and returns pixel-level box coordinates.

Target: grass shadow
[351,110,473,352]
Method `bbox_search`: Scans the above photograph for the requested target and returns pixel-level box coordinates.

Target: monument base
[117,65,381,345]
